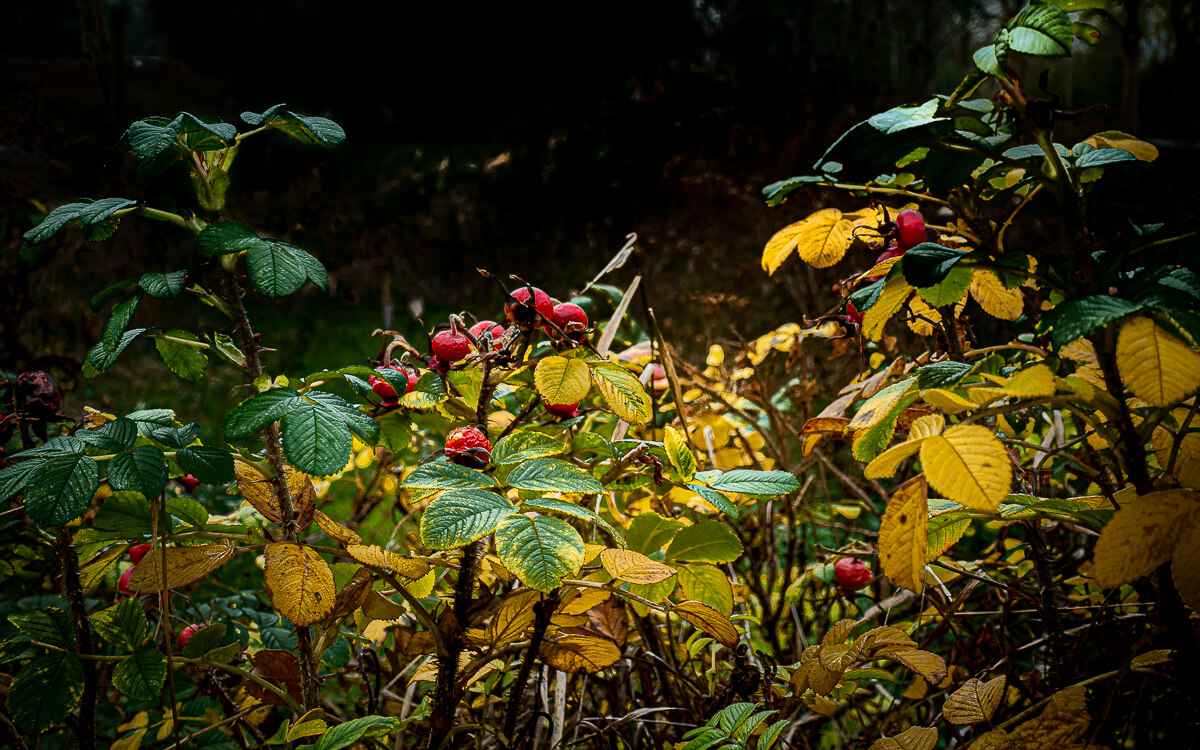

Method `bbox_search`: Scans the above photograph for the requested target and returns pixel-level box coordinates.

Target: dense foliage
[3,1,1198,749]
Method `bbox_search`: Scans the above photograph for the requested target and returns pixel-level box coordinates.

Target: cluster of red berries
[833,557,873,596]
[844,208,927,325]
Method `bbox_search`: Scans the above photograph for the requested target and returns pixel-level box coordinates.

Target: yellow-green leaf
[879,475,928,592]
[600,548,677,585]
[849,378,916,432]
[590,361,653,424]
[995,364,1057,397]
[663,425,697,481]
[943,675,1006,725]
[923,389,977,414]
[919,425,1011,510]
[863,276,914,342]
[264,542,336,627]
[1083,130,1158,161]
[1093,489,1200,589]
[969,269,1023,321]
[534,356,592,406]
[1116,316,1200,407]
[127,543,234,593]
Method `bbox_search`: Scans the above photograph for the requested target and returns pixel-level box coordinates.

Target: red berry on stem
[551,302,588,336]
[834,557,873,596]
[178,475,200,493]
[895,209,926,250]
[129,543,151,565]
[444,425,491,468]
[505,287,554,328]
[432,330,471,363]
[178,624,202,650]
[469,320,505,348]
[545,401,580,418]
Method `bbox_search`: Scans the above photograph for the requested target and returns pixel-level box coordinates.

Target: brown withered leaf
[247,649,302,706]
[323,567,373,626]
[944,675,1006,725]
[586,595,628,648]
[234,459,315,525]
[315,510,361,545]
[672,600,739,648]
[263,543,336,627]
[127,542,234,593]
[362,590,405,621]
[346,544,430,580]
[884,648,948,687]
[868,726,938,750]
[1006,685,1091,749]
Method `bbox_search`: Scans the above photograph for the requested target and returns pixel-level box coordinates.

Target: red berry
[866,243,905,282]
[545,401,580,418]
[432,330,471,363]
[505,287,555,328]
[178,475,200,493]
[895,209,926,250]
[118,567,135,595]
[178,624,202,651]
[551,302,588,337]
[844,301,862,325]
[834,557,873,596]
[129,543,152,565]
[369,365,416,406]
[444,425,491,468]
[469,320,505,347]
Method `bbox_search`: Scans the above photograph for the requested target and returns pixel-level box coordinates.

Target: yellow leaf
[868,726,938,750]
[1060,338,1098,364]
[476,589,540,647]
[863,276,914,342]
[1092,489,1200,589]
[793,208,856,269]
[763,219,806,275]
[672,600,739,647]
[591,361,653,424]
[600,548,677,585]
[996,364,1056,398]
[558,586,610,615]
[111,728,148,750]
[920,425,1012,511]
[865,439,925,479]
[264,542,336,627]
[1130,649,1173,672]
[346,544,430,579]
[1116,316,1200,407]
[943,675,1006,725]
[235,460,314,523]
[969,270,1023,321]
[923,389,977,414]
[849,379,915,432]
[1172,522,1200,611]
[537,634,621,673]
[861,256,901,281]
[879,476,929,592]
[1152,408,1200,489]
[534,356,592,406]
[909,414,945,440]
[127,542,234,593]
[663,425,697,481]
[314,510,361,545]
[966,729,1009,749]
[906,295,942,336]
[1083,130,1159,161]
[1005,685,1091,748]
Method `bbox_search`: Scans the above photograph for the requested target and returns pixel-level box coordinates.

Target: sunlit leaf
[1116,316,1200,407]
[127,542,234,593]
[1093,489,1199,589]
[970,269,1023,320]
[264,542,336,627]
[346,544,430,579]
[879,475,928,592]
[920,425,1011,510]
[534,356,592,406]
[673,600,739,647]
[600,548,677,585]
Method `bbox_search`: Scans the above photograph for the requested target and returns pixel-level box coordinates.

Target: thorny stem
[52,525,97,750]
[503,597,555,743]
[227,272,320,710]
[428,540,481,748]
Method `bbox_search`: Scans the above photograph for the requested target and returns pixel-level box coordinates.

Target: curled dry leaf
[943,675,1006,725]
[127,542,234,593]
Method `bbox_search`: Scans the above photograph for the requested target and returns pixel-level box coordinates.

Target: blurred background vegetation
[2,0,1197,421]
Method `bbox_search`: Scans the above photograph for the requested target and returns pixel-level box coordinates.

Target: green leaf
[590,362,653,425]
[89,275,140,311]
[113,648,167,700]
[125,409,177,435]
[900,244,969,287]
[8,608,75,648]
[102,294,141,352]
[0,459,45,502]
[107,445,169,498]
[684,483,738,519]
[155,330,208,381]
[223,388,302,441]
[312,715,401,750]
[21,198,137,259]
[1038,295,1143,348]
[211,333,247,367]
[291,246,329,291]
[166,496,209,529]
[625,513,684,555]
[760,719,790,750]
[916,265,972,307]
[491,432,567,465]
[665,520,743,564]
[916,361,973,390]
[973,42,1007,77]
[280,399,354,476]
[124,115,184,159]
[196,221,261,257]
[522,497,621,540]
[304,390,379,447]
[139,270,187,299]
[420,489,517,549]
[92,491,151,534]
[24,453,100,524]
[378,413,413,452]
[927,513,972,560]
[1076,148,1138,169]
[177,446,236,485]
[761,175,829,208]
[852,393,919,463]
[495,514,585,592]
[78,416,138,452]
[400,370,449,410]
[242,105,347,149]
[8,651,85,734]
[180,623,228,658]
[664,427,697,482]
[1006,4,1073,57]
[90,597,147,651]
[677,563,733,616]
[401,461,496,491]
[147,423,201,450]
[506,458,605,494]
[246,239,308,299]
[85,328,150,374]
[710,470,800,498]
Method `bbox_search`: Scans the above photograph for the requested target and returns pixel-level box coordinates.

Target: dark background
[3,0,1197,414]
